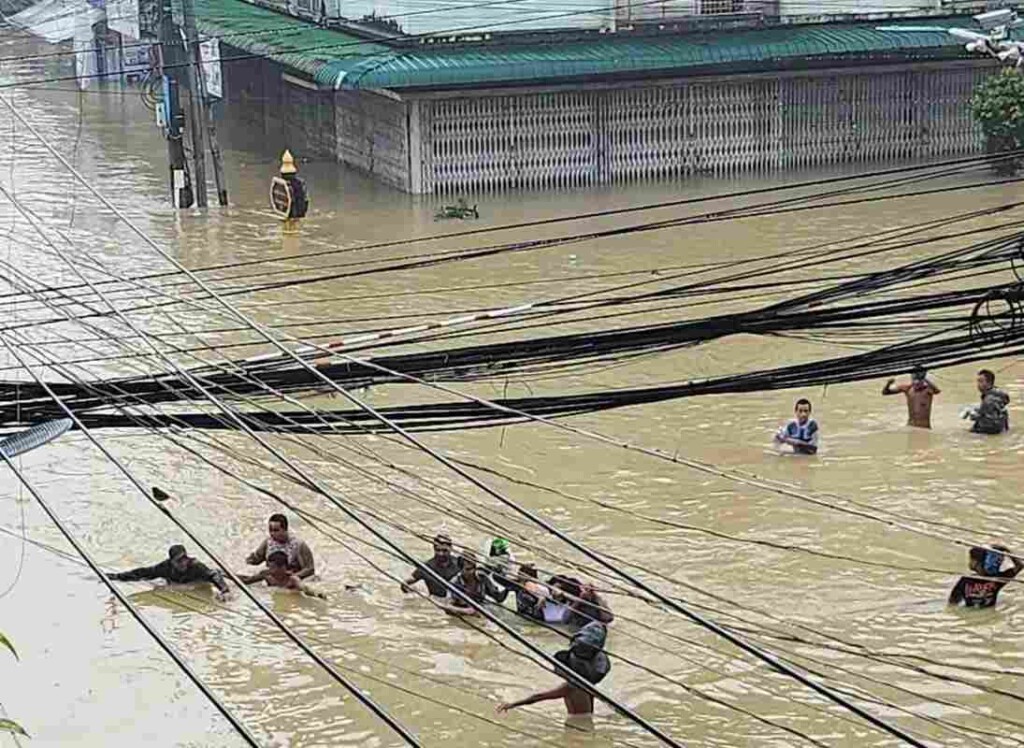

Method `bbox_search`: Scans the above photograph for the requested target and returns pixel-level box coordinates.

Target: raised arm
[993,545,1024,576]
[246,539,268,566]
[881,378,904,396]
[295,541,316,580]
[497,682,572,713]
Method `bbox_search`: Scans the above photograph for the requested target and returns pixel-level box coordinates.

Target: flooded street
[1,32,1023,748]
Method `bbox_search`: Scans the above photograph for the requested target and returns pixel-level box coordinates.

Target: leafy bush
[0,632,26,738]
[970,68,1024,173]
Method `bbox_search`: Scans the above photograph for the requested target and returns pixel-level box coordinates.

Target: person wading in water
[241,551,326,599]
[962,369,1010,434]
[245,513,316,580]
[110,544,231,601]
[949,545,1023,608]
[401,532,460,598]
[497,622,611,721]
[773,398,820,455]
[882,366,941,429]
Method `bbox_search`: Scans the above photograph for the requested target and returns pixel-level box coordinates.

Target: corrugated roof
[194,0,976,91]
[194,0,387,81]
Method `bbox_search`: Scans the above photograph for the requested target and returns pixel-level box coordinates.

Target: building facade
[216,2,995,195]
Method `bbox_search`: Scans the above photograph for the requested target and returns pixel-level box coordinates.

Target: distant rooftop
[238,0,996,37]
[195,0,996,91]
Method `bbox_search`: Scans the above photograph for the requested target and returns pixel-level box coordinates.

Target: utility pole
[180,0,208,207]
[196,40,229,205]
[157,0,192,208]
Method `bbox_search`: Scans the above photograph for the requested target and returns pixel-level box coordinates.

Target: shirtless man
[496,622,610,718]
[882,366,940,429]
[240,551,326,599]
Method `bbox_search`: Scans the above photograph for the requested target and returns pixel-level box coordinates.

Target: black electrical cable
[0,451,263,747]
[0,139,686,747]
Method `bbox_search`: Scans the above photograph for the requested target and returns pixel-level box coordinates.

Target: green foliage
[971,68,1024,142]
[0,718,27,737]
[0,632,17,661]
[0,632,27,738]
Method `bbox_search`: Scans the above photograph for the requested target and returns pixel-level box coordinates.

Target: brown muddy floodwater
[0,32,1023,748]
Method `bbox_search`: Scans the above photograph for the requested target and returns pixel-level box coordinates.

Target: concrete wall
[335,89,411,191]
[220,48,339,160]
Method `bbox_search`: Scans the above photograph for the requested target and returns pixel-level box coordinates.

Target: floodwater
[1,31,1023,748]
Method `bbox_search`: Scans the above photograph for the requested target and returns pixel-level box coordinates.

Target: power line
[0,104,687,748]
[0,441,263,748]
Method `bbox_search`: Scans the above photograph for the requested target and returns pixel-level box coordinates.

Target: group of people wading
[106,365,1018,725]
[111,524,614,720]
[771,365,1020,609]
[399,532,614,717]
[772,367,1010,457]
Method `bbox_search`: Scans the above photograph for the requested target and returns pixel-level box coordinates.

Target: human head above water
[268,513,289,542]
[794,398,812,424]
[969,546,1003,575]
[168,544,189,571]
[548,574,582,602]
[570,622,607,659]
[432,532,452,559]
[977,369,995,394]
[267,551,289,571]
[459,550,478,575]
[911,365,927,383]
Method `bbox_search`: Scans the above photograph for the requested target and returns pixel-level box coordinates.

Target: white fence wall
[414,63,989,194]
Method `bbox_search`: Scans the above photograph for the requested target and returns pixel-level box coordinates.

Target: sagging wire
[0,224,1011,745]
[6,96,1023,745]
[0,151,1016,321]
[0,149,686,748]
[0,449,262,747]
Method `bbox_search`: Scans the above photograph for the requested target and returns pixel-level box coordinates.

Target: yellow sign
[269,176,292,220]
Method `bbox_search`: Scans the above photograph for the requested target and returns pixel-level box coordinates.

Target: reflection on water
[1,30,1023,748]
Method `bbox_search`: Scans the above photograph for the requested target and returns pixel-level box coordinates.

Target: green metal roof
[194,0,978,91]
[194,0,387,81]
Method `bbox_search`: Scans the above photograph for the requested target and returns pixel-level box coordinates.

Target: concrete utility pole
[157,0,192,208]
[196,40,229,205]
[205,98,229,205]
[180,0,208,207]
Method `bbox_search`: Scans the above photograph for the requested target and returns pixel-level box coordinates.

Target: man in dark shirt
[110,544,231,601]
[439,552,508,616]
[401,532,460,598]
[963,369,1010,435]
[949,545,1023,608]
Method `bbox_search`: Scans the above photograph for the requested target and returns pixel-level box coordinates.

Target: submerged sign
[270,176,293,219]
